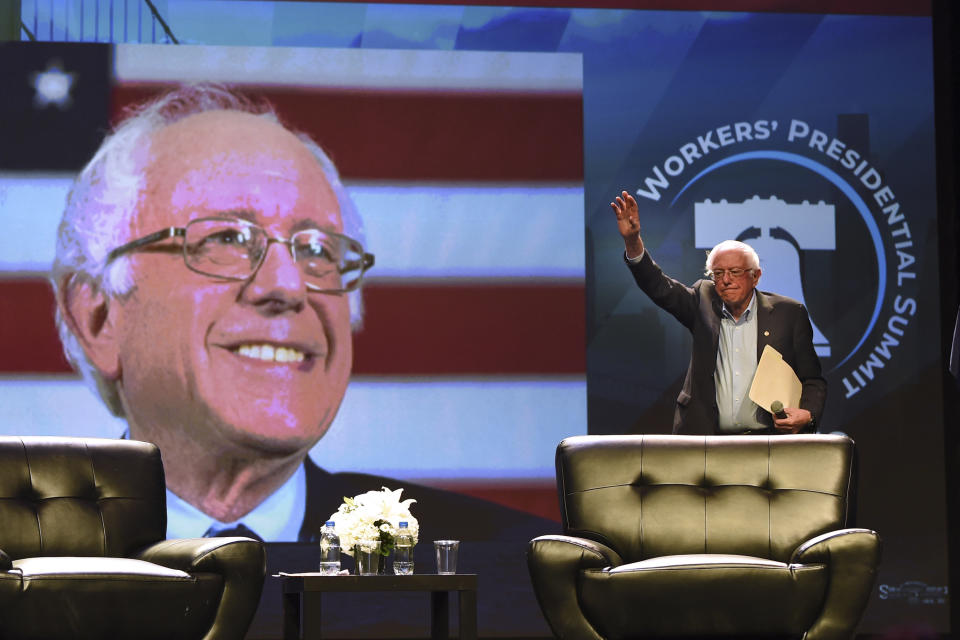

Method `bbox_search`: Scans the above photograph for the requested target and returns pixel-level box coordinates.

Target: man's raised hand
[610,190,644,259]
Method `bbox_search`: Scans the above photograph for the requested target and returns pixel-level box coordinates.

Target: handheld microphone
[771,400,788,420]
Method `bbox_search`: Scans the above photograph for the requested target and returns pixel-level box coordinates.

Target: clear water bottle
[318,520,341,575]
[393,521,415,575]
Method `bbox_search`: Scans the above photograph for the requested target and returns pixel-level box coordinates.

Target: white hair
[704,239,760,276]
[51,83,367,416]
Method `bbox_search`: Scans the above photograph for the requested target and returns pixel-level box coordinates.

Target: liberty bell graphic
[695,195,835,357]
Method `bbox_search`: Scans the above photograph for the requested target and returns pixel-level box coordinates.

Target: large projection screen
[1,40,582,637]
[3,2,952,636]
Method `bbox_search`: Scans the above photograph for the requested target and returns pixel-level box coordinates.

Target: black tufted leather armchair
[527,434,881,640]
[0,436,266,640]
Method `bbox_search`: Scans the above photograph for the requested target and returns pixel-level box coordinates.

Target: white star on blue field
[30,60,75,109]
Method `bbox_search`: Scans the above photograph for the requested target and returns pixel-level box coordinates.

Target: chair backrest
[557,434,853,563]
[0,436,167,559]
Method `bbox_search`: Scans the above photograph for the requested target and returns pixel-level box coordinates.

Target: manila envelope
[749,345,802,415]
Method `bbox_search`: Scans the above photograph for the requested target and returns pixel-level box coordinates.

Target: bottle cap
[325,520,335,527]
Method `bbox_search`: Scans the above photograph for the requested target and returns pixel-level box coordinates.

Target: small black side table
[279,573,478,640]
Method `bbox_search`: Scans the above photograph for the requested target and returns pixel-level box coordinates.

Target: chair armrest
[790,528,882,640]
[137,538,266,640]
[136,537,259,572]
[527,534,623,640]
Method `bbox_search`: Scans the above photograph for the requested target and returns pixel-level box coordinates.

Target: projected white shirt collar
[164,459,307,542]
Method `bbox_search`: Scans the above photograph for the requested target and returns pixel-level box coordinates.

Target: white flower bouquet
[329,487,419,557]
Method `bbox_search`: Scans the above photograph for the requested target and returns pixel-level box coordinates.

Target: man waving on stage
[611,190,826,435]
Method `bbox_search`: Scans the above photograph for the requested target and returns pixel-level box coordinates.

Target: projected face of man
[101,111,351,515]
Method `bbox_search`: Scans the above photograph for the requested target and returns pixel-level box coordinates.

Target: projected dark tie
[204,523,263,542]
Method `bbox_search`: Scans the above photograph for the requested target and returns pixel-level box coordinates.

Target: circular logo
[634,118,917,403]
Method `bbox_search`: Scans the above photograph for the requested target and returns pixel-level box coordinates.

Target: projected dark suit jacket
[626,250,826,435]
[297,457,556,546]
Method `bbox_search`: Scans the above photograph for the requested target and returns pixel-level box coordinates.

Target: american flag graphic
[0,42,585,521]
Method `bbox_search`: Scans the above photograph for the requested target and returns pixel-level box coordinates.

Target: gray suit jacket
[627,250,827,435]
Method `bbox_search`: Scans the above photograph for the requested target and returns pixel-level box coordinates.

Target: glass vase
[354,540,381,576]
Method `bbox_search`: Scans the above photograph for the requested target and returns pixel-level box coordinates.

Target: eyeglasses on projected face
[106,216,375,293]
